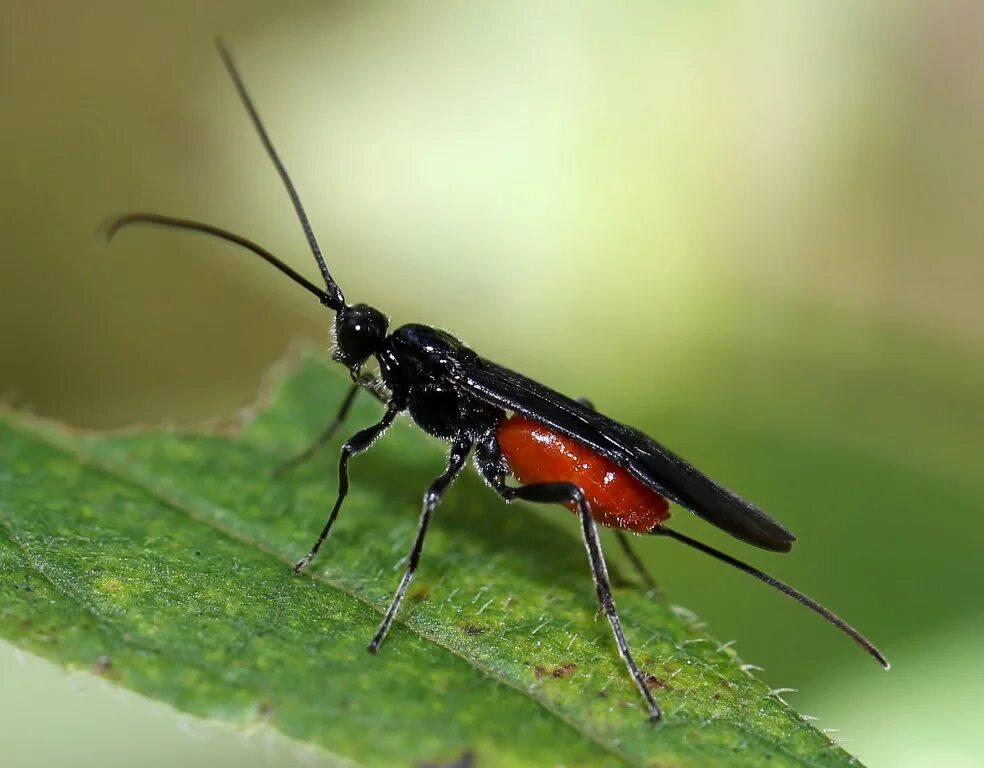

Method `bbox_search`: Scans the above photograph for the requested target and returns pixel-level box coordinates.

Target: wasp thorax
[333,303,388,368]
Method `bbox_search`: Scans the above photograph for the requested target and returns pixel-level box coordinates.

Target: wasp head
[333,303,388,370]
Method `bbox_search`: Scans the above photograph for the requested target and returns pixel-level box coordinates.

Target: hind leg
[474,443,661,721]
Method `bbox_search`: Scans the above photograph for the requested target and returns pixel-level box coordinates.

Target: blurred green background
[2,2,982,766]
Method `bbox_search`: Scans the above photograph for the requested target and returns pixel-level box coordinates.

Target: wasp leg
[473,443,660,721]
[368,434,473,653]
[292,401,402,575]
[572,399,662,594]
[506,482,660,720]
[274,382,361,477]
[274,376,386,477]
[614,531,662,596]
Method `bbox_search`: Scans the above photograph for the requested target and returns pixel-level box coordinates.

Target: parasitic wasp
[107,40,888,721]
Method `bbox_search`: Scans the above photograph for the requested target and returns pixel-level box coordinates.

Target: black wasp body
[376,321,499,442]
[108,41,887,722]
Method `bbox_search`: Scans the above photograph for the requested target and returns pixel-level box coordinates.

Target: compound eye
[335,304,388,367]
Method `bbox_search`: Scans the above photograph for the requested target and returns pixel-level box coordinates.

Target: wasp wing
[458,356,795,552]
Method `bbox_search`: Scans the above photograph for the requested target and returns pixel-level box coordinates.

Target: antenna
[215,38,346,310]
[654,526,889,668]
[106,213,329,302]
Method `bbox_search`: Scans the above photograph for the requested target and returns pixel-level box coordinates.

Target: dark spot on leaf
[534,664,577,679]
[646,675,673,692]
[418,749,475,768]
[257,700,274,718]
[195,550,202,556]
[462,623,486,636]
[552,663,576,679]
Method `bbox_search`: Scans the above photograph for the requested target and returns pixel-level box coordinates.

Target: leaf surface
[0,356,862,767]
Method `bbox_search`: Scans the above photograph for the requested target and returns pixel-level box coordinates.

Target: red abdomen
[497,415,670,533]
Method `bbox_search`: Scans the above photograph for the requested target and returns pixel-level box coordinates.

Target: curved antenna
[106,213,329,302]
[653,526,889,668]
[216,37,346,311]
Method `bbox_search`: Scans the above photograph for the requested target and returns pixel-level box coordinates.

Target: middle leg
[368,433,474,653]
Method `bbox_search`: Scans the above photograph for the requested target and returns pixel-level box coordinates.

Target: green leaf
[0,355,861,767]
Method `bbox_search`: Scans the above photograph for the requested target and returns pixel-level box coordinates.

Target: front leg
[293,400,402,575]
[274,374,387,477]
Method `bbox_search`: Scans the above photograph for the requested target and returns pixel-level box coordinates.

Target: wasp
[109,41,887,721]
